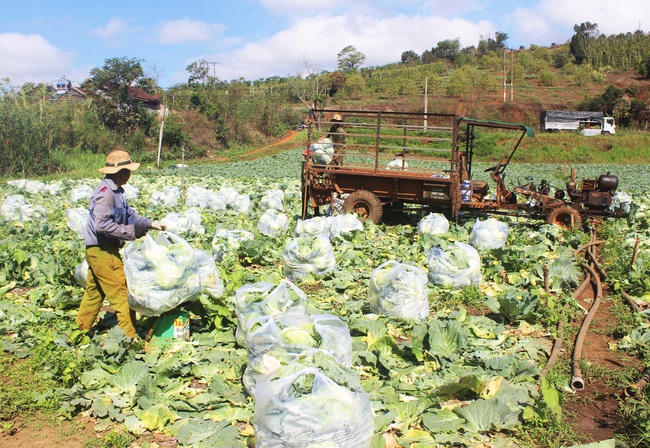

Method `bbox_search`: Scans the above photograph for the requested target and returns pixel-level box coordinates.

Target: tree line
[0,23,649,178]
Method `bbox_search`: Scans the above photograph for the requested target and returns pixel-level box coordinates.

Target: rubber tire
[343,190,383,224]
[546,206,583,230]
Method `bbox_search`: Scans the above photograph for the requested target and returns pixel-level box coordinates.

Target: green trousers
[76,246,137,338]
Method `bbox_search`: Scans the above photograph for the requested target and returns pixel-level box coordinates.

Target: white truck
[540,110,616,135]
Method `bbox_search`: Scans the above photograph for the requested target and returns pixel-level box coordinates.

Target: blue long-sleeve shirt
[84,178,151,247]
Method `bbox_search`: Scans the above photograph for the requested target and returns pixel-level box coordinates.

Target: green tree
[185,59,217,85]
[401,50,420,64]
[337,45,366,72]
[343,72,366,99]
[570,22,599,64]
[81,57,156,135]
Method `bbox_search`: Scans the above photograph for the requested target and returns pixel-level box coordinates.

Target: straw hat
[99,150,141,174]
[332,114,342,121]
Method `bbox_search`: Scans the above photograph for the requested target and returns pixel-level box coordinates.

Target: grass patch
[0,354,61,423]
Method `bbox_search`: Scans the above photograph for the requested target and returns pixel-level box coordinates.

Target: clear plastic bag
[469,218,509,250]
[160,208,205,235]
[328,213,364,240]
[148,186,181,207]
[124,232,201,316]
[70,185,94,203]
[254,367,374,448]
[258,209,289,237]
[195,249,225,298]
[74,259,89,288]
[427,242,482,287]
[211,228,254,261]
[369,261,429,321]
[242,312,353,395]
[417,213,449,236]
[295,216,331,238]
[282,236,336,281]
[260,189,285,212]
[235,280,308,347]
[67,207,89,239]
[1,195,46,222]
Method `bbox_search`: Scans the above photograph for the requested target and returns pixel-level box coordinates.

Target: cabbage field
[1,148,650,447]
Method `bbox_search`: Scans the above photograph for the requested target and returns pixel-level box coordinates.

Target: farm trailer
[300,108,626,228]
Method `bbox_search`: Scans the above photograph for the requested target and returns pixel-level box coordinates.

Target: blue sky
[1,0,645,89]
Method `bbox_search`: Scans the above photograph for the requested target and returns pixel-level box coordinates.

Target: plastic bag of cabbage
[258,209,289,237]
[469,218,509,250]
[195,249,225,298]
[417,213,449,236]
[211,228,254,261]
[311,138,335,164]
[259,189,285,212]
[74,259,89,288]
[243,312,353,395]
[235,280,308,347]
[67,207,89,239]
[368,260,430,321]
[160,208,205,235]
[254,366,374,448]
[282,235,336,281]
[294,214,363,241]
[427,241,482,287]
[124,232,201,316]
[1,195,46,222]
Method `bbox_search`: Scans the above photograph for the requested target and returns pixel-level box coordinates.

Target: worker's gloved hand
[150,221,166,231]
[134,223,149,238]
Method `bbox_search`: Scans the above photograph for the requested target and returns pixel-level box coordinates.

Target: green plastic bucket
[148,309,190,348]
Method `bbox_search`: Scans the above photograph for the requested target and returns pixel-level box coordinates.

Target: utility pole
[510,49,514,102]
[205,61,219,79]
[424,77,428,130]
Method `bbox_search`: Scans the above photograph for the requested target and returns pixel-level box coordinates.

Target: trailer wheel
[343,190,383,224]
[547,206,583,230]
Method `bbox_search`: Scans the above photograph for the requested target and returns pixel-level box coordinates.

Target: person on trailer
[326,114,346,151]
[76,148,165,339]
[325,113,346,165]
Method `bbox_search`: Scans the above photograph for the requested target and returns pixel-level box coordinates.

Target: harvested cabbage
[427,242,482,287]
[369,260,429,321]
[282,236,336,281]
[469,218,509,250]
[235,280,308,347]
[417,213,449,236]
[243,312,354,395]
[295,216,331,238]
[258,209,289,237]
[124,232,201,316]
[74,259,89,288]
[254,367,374,448]
[160,208,205,235]
[259,189,285,212]
[70,184,94,202]
[148,186,181,207]
[328,213,364,240]
[195,249,224,298]
[211,228,254,261]
[1,195,46,222]
[67,207,89,239]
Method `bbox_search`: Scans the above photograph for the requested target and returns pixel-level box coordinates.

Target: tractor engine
[565,172,618,209]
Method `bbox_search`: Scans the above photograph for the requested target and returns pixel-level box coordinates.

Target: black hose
[571,261,603,391]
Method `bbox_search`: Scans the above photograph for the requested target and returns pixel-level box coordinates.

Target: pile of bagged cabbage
[235,280,375,447]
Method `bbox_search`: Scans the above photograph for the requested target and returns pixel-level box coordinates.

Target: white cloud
[157,18,225,45]
[205,13,494,80]
[506,0,646,48]
[94,17,132,41]
[0,33,75,86]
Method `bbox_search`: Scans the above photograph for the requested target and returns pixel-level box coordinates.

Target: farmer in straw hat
[76,148,165,338]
